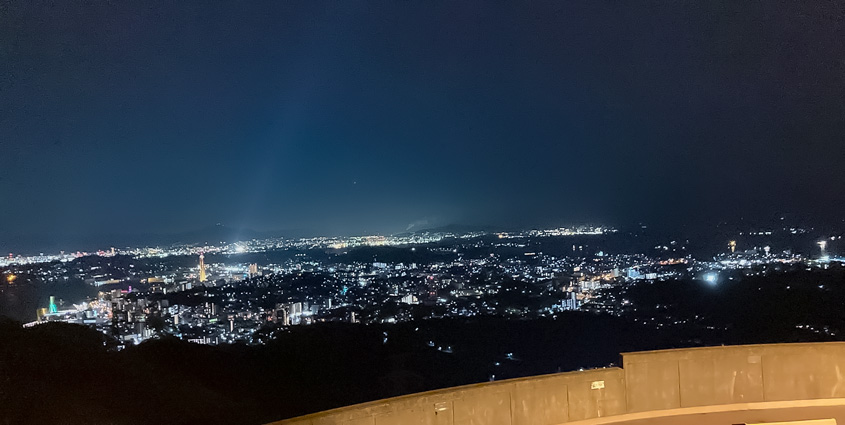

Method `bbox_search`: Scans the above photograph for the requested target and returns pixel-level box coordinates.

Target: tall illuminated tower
[199,253,207,283]
[729,240,737,253]
[48,295,57,314]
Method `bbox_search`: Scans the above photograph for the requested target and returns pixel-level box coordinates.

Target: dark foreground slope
[0,314,659,425]
[5,268,845,425]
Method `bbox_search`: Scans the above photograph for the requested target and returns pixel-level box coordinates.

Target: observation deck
[269,342,845,425]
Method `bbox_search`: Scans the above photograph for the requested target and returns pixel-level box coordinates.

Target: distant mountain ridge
[414,224,499,234]
[0,225,290,255]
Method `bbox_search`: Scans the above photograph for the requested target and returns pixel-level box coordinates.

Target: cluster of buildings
[4,225,841,348]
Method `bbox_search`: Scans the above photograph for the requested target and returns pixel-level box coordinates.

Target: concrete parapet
[622,342,845,412]
[269,342,845,425]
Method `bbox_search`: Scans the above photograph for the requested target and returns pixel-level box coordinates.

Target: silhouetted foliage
[5,268,845,424]
[0,314,662,425]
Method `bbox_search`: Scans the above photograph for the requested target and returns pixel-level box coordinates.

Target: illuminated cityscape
[4,223,842,349]
[3,0,845,423]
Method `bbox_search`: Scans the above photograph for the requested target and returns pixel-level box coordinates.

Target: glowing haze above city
[2,1,844,255]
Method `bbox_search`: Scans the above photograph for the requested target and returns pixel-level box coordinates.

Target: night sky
[2,1,844,251]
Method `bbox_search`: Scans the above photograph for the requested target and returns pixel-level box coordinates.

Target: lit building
[199,253,207,283]
[819,240,828,258]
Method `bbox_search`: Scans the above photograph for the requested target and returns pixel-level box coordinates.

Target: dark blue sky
[2,1,844,251]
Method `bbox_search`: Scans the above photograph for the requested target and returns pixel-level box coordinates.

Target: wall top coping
[621,341,845,358]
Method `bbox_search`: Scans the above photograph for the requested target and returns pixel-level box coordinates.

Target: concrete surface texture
[589,404,842,425]
[267,342,845,425]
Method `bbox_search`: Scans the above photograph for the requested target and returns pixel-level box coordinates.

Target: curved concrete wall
[268,342,845,425]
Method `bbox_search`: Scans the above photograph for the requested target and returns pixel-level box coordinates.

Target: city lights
[6,222,835,347]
